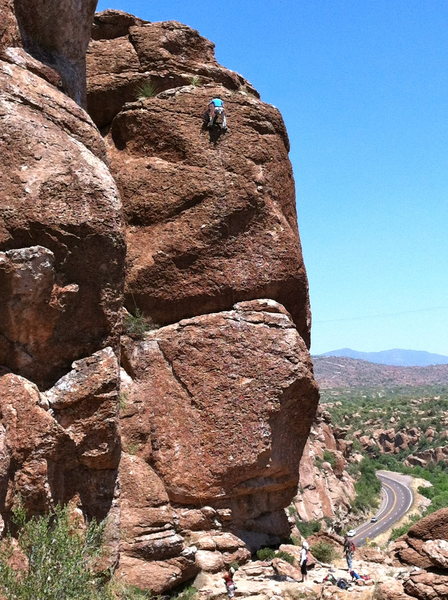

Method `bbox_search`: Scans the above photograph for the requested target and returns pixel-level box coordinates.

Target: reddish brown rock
[0,344,121,525]
[45,347,120,471]
[0,60,125,388]
[0,373,69,514]
[0,0,20,50]
[394,508,448,576]
[421,540,448,569]
[408,508,448,543]
[374,581,414,600]
[87,12,258,128]
[117,554,198,595]
[120,300,318,548]
[8,0,98,104]
[293,406,356,525]
[404,571,448,600]
[106,85,310,344]
[272,557,302,581]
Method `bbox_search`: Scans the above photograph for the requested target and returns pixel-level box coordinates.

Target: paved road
[353,470,414,546]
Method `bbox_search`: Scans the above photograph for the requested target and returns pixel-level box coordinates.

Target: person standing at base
[344,535,356,570]
[300,540,310,582]
[223,570,236,598]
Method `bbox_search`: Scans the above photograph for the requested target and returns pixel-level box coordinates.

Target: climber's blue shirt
[211,98,224,107]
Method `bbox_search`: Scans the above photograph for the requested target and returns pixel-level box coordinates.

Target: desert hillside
[314,355,448,388]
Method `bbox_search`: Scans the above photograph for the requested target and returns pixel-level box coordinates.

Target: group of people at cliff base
[222,535,367,597]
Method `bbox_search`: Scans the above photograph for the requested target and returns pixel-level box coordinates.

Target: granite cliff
[0,4,318,593]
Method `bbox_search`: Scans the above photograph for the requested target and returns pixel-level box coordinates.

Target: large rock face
[87,11,259,128]
[0,6,318,595]
[0,347,120,525]
[117,300,317,591]
[0,0,124,558]
[394,508,448,569]
[87,11,311,346]
[0,0,20,49]
[0,56,125,388]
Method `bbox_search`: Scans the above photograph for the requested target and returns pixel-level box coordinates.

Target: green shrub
[189,75,202,87]
[296,519,321,538]
[275,551,295,564]
[172,586,197,600]
[256,547,276,561]
[323,450,337,469]
[352,458,381,512]
[118,392,128,410]
[123,309,148,339]
[310,541,339,564]
[136,80,158,99]
[389,514,422,541]
[109,583,153,599]
[0,504,107,600]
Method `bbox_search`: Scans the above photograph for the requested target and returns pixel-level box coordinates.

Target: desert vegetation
[324,384,448,535]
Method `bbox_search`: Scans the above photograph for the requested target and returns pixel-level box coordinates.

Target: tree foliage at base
[310,541,339,563]
[352,458,381,512]
[0,505,106,600]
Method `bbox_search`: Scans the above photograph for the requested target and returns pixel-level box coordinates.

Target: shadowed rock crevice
[12,0,98,105]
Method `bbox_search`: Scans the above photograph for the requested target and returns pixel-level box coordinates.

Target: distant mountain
[319,348,448,367]
[313,356,448,389]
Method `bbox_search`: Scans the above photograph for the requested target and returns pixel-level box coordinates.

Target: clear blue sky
[98,0,448,355]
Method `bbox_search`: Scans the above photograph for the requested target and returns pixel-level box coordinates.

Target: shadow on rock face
[201,110,227,144]
[202,121,227,145]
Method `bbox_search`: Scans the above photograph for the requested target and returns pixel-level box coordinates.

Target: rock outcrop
[0,348,120,528]
[118,300,318,591]
[0,4,318,595]
[391,508,448,600]
[87,11,311,345]
[1,0,98,104]
[292,406,356,527]
[0,55,125,388]
[87,10,258,128]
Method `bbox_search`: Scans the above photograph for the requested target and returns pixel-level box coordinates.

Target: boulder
[120,301,317,523]
[408,508,448,542]
[272,557,302,581]
[374,581,413,600]
[404,571,448,600]
[0,59,125,388]
[0,0,20,50]
[0,353,121,521]
[44,347,120,471]
[421,539,448,569]
[10,0,98,104]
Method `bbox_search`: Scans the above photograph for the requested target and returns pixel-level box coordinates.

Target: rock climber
[207,96,227,130]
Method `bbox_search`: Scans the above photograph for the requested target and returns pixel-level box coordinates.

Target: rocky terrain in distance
[314,356,448,388]
[0,3,319,594]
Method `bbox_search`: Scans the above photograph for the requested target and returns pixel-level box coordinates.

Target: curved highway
[353,470,414,546]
